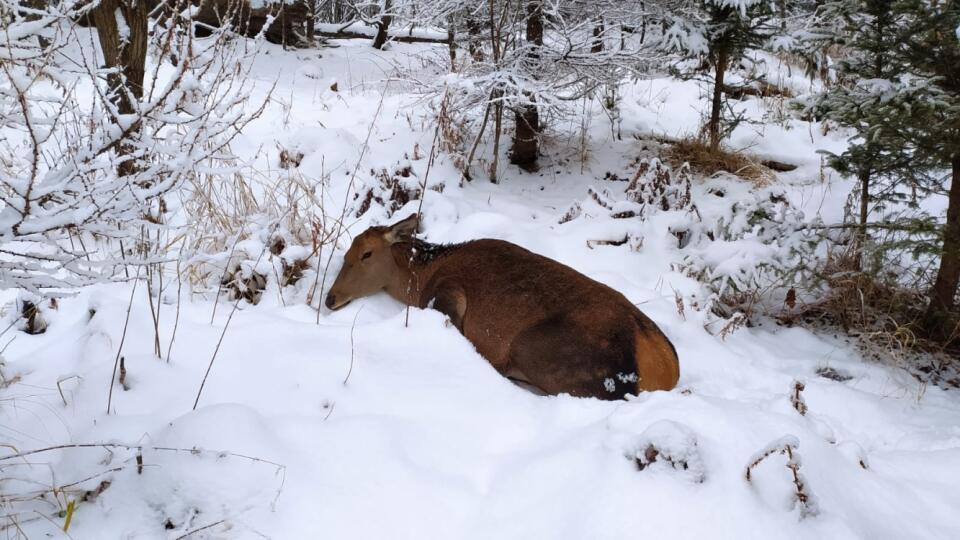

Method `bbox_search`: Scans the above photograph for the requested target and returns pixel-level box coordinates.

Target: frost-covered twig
[310,86,388,322]
[404,117,441,328]
[106,267,141,415]
[791,381,808,416]
[745,435,819,518]
[194,222,281,410]
[0,0,266,293]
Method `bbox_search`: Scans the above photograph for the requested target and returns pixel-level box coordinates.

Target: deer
[325,214,680,400]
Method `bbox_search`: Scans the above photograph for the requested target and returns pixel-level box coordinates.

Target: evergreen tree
[805,0,960,339]
[893,0,960,336]
[801,1,919,270]
[660,0,778,150]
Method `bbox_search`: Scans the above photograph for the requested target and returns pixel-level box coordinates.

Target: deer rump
[326,215,680,400]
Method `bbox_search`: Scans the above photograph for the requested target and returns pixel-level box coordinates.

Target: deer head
[325,214,419,310]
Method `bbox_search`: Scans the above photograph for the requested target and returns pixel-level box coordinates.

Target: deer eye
[361,251,372,261]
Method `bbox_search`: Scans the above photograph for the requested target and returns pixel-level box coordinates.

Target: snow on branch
[745,435,819,518]
[0,0,267,293]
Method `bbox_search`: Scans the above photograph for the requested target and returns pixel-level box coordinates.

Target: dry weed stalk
[717,312,748,340]
[404,122,441,328]
[0,441,287,531]
[745,437,818,518]
[193,222,280,410]
[311,86,389,323]
[791,381,807,416]
[106,267,141,415]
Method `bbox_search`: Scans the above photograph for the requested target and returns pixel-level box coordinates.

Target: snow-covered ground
[2,39,959,539]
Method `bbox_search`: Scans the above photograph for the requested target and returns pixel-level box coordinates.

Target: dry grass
[782,249,960,389]
[663,137,776,185]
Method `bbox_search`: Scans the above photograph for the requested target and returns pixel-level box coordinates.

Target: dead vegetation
[790,381,807,416]
[721,81,794,100]
[355,164,425,218]
[780,250,960,389]
[634,444,697,477]
[18,299,47,335]
[662,137,777,184]
[745,437,818,518]
[0,442,286,534]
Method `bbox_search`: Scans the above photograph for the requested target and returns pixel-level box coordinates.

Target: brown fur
[326,215,680,399]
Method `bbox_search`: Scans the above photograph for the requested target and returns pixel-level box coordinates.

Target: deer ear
[384,213,419,244]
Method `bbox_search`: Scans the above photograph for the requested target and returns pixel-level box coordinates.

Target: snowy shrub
[564,157,821,324]
[624,420,706,484]
[679,178,820,320]
[0,0,263,294]
[355,162,423,218]
[626,158,694,217]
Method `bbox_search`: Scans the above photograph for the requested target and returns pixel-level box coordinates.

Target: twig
[791,381,807,416]
[211,228,245,325]
[404,120,441,328]
[146,262,161,358]
[106,267,141,415]
[119,357,128,391]
[165,245,184,363]
[176,520,226,539]
[344,308,363,385]
[56,376,81,407]
[194,223,278,411]
[311,86,388,323]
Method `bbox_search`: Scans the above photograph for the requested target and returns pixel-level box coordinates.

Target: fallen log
[314,22,451,45]
[315,28,452,45]
[73,0,311,47]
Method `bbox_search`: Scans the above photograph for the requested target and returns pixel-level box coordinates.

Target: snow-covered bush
[566,157,820,324]
[624,420,706,484]
[679,178,819,319]
[0,0,262,293]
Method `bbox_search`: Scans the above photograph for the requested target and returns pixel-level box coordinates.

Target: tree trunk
[467,17,484,61]
[923,156,960,340]
[447,24,456,70]
[372,0,393,49]
[91,0,148,177]
[854,169,871,271]
[639,2,646,44]
[306,0,316,44]
[488,0,501,183]
[592,20,604,53]
[509,0,542,171]
[708,46,729,151]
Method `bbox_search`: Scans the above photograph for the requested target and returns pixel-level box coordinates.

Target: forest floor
[2,39,959,539]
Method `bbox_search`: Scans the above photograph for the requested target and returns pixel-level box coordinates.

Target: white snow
[1,37,959,540]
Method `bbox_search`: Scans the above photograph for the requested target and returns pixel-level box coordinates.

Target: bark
[195,0,311,47]
[467,17,484,61]
[305,0,316,45]
[91,0,148,177]
[488,0,501,183]
[853,169,871,272]
[447,24,456,70]
[372,0,393,49]
[708,46,729,151]
[639,2,646,44]
[923,156,960,339]
[592,20,604,53]
[509,0,542,171]
[316,28,450,44]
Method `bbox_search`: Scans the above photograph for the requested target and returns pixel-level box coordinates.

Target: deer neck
[385,239,456,307]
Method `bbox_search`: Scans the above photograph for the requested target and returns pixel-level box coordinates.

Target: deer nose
[325,293,337,309]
